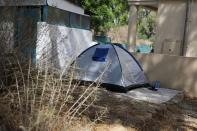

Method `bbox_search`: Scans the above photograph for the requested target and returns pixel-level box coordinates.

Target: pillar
[127,5,138,52]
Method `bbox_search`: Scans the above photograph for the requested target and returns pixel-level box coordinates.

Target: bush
[0,54,105,131]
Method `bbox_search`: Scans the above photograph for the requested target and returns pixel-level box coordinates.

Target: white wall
[36,22,94,69]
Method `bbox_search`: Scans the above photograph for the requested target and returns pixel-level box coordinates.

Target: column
[127,5,138,52]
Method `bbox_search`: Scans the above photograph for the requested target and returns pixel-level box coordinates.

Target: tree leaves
[137,7,156,40]
[68,0,129,35]
[69,1,156,41]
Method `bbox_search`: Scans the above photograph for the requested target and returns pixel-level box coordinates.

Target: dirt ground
[87,89,197,131]
[0,88,196,131]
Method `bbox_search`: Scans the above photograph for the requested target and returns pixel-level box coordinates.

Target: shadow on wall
[185,1,197,57]
[152,0,197,96]
[49,26,61,68]
[134,53,197,98]
[155,0,187,54]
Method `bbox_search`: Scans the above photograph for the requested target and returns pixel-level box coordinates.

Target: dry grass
[0,54,107,131]
[0,56,196,131]
[0,6,109,130]
[81,88,197,131]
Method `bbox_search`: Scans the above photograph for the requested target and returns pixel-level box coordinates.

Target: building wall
[0,5,91,64]
[47,0,85,15]
[0,0,46,6]
[155,0,186,55]
[134,53,197,98]
[0,22,14,54]
[0,7,15,54]
[185,0,197,57]
[0,0,85,15]
[36,22,94,69]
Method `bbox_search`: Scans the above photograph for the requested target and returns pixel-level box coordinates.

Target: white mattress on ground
[115,88,182,104]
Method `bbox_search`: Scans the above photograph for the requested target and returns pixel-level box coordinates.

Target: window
[43,6,90,30]
[92,48,109,62]
[81,15,90,30]
[48,6,69,26]
[70,12,81,28]
[0,7,15,21]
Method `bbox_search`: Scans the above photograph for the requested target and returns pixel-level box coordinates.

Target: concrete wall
[0,7,15,54]
[0,0,46,6]
[134,53,197,98]
[185,0,197,57]
[0,22,14,54]
[36,22,94,69]
[155,0,197,58]
[155,0,186,55]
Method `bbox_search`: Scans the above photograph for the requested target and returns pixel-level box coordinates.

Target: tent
[74,44,149,92]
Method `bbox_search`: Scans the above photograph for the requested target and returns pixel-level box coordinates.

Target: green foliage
[137,7,156,41]
[69,0,129,35]
[69,1,156,41]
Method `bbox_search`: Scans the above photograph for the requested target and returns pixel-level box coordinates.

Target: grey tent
[74,44,149,92]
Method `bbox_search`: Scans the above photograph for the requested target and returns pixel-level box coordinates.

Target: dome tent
[74,44,149,92]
